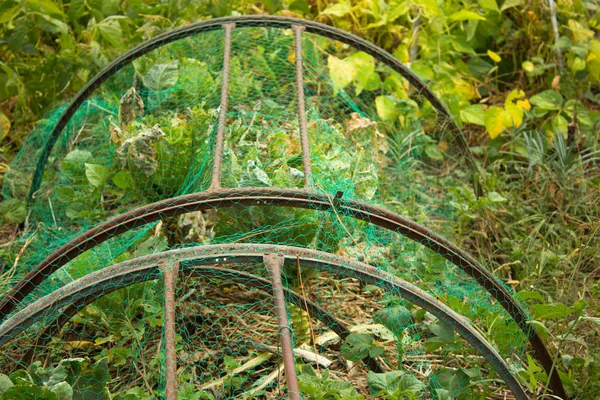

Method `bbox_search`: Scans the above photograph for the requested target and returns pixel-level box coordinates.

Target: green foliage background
[0,0,599,398]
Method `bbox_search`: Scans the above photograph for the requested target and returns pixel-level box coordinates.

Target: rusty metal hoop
[0,244,528,399]
[0,187,565,398]
[27,14,480,201]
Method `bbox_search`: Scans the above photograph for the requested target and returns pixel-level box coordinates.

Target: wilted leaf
[117,125,166,177]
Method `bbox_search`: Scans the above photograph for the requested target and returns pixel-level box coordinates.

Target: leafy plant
[0,358,110,400]
[298,365,364,400]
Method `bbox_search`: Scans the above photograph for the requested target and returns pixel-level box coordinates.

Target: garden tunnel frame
[0,244,529,399]
[1,15,566,398]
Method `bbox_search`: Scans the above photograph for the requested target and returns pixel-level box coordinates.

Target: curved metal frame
[0,187,565,397]
[0,244,528,399]
[27,14,478,200]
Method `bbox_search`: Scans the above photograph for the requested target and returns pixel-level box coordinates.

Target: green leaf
[34,13,69,34]
[532,303,573,319]
[437,368,470,397]
[367,371,424,396]
[112,170,134,189]
[51,381,73,400]
[500,0,522,12]
[143,62,179,91]
[373,305,413,336]
[85,163,109,188]
[0,374,14,396]
[449,10,486,21]
[320,1,351,17]
[487,191,507,202]
[327,55,356,90]
[346,52,379,94]
[96,18,123,47]
[0,198,27,224]
[375,95,398,123]
[527,320,552,340]
[68,0,86,22]
[26,0,65,17]
[478,0,499,12]
[460,104,485,125]
[529,90,563,111]
[341,333,383,361]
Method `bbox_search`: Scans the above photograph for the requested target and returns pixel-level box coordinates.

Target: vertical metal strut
[264,253,301,400]
[292,24,313,188]
[161,260,180,400]
[210,23,235,190]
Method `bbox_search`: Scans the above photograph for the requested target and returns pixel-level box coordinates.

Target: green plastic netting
[0,15,562,400]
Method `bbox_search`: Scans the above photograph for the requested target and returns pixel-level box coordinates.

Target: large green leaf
[85,163,109,188]
[143,62,179,91]
[529,90,563,111]
[532,303,573,319]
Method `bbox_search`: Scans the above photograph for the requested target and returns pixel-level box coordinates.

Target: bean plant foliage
[0,0,599,399]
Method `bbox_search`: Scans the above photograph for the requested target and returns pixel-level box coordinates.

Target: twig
[297,255,320,372]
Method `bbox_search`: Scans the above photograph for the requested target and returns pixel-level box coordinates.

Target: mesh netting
[0,16,558,400]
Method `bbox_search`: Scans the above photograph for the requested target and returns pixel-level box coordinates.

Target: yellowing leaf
[522,61,534,72]
[504,89,529,128]
[0,112,10,140]
[328,55,356,90]
[484,106,509,138]
[449,10,486,21]
[375,96,398,123]
[487,50,501,63]
[516,99,531,110]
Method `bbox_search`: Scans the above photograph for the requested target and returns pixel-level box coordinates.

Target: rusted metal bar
[264,253,301,400]
[292,24,313,188]
[160,260,179,400]
[0,187,564,399]
[209,22,235,190]
[2,245,527,399]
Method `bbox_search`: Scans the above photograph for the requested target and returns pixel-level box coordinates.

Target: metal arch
[0,187,565,398]
[0,244,528,400]
[15,249,381,373]
[27,14,478,201]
